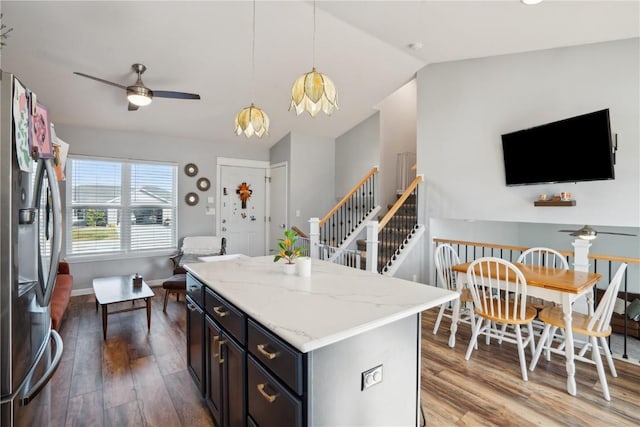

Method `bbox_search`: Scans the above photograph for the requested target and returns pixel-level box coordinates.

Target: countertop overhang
[185,256,458,353]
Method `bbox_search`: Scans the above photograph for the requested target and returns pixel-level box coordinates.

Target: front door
[218,165,266,256]
[268,163,287,256]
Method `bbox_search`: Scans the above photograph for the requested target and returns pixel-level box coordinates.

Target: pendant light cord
[252,0,256,102]
[312,0,316,68]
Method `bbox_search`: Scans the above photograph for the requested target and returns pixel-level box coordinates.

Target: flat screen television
[501,109,615,186]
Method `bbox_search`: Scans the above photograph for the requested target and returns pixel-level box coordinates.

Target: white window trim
[65,155,178,260]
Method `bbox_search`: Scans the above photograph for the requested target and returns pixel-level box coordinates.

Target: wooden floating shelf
[534,200,576,207]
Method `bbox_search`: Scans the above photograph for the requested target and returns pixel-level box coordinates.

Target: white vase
[282,263,296,275]
[296,257,311,277]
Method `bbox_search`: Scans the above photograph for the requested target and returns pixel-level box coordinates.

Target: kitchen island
[185,255,457,427]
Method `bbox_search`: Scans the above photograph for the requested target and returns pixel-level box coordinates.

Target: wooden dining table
[450,261,601,396]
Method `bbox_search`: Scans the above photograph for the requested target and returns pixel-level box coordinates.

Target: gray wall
[413,38,640,286]
[289,132,335,232]
[269,132,335,235]
[378,80,417,210]
[418,38,639,227]
[56,124,269,291]
[334,112,380,199]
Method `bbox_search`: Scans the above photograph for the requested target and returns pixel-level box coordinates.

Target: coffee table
[93,275,155,340]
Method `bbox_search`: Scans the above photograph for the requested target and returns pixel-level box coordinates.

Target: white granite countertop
[185,256,458,353]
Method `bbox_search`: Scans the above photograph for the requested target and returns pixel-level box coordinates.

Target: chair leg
[465,316,484,361]
[530,324,551,371]
[163,290,170,313]
[591,336,610,401]
[433,304,446,335]
[515,326,528,381]
[527,323,536,356]
[600,336,617,377]
[546,326,558,361]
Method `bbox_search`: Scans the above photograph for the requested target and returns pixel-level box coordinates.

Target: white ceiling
[1,1,638,148]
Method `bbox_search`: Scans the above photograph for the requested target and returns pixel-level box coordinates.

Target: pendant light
[289,0,338,117]
[234,0,269,138]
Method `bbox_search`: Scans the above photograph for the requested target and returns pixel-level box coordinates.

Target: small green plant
[273,229,301,264]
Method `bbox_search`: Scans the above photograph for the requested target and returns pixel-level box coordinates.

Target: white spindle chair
[464,257,537,381]
[433,244,475,337]
[529,263,628,401]
[516,247,570,335]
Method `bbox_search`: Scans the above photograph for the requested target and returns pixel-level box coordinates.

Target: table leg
[146,298,151,332]
[562,294,576,396]
[448,272,463,348]
[101,304,107,340]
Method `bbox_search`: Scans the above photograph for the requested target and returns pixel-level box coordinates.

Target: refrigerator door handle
[34,159,62,306]
[19,329,63,406]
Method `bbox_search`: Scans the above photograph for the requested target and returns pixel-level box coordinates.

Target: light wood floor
[51,290,640,426]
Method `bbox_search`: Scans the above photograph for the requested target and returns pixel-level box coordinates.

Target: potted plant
[274,229,301,274]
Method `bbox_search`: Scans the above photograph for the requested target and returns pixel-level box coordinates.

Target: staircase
[357,194,418,271]
[356,172,423,274]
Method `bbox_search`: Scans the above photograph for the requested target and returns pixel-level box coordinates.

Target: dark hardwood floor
[51,289,640,426]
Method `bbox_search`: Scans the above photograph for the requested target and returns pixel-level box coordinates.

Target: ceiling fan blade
[598,231,637,236]
[558,230,578,233]
[128,102,139,111]
[73,72,126,90]
[153,90,201,100]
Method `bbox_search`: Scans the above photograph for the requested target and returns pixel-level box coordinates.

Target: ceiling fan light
[127,86,152,106]
[289,68,338,117]
[234,104,269,138]
[577,225,597,240]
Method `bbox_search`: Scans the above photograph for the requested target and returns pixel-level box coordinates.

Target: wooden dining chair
[464,257,537,381]
[432,244,475,336]
[529,263,627,401]
[516,247,570,333]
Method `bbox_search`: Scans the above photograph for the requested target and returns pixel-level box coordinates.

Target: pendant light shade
[290,67,338,117]
[290,0,338,117]
[234,0,269,138]
[234,103,270,138]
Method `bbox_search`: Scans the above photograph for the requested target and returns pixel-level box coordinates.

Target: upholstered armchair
[163,236,227,312]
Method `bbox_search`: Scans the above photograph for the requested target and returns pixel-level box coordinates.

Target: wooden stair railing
[291,226,308,239]
[319,166,378,247]
[375,175,423,272]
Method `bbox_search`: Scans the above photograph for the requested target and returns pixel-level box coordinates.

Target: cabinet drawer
[186,274,204,307]
[247,355,303,427]
[205,287,246,344]
[248,320,303,395]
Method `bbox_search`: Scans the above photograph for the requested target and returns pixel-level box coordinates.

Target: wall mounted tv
[501,109,615,186]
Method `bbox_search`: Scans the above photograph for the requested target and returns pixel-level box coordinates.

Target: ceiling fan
[558,225,637,240]
[73,63,200,111]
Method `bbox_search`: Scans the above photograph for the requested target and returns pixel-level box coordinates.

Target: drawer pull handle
[212,335,220,359]
[257,344,279,360]
[257,383,278,403]
[213,306,229,317]
[218,339,227,364]
[187,303,197,312]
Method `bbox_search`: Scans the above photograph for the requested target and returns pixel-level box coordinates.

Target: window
[66,157,177,257]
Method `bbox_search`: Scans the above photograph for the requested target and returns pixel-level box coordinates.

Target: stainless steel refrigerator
[0,71,64,426]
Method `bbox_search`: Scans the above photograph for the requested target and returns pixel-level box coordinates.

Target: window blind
[66,157,177,256]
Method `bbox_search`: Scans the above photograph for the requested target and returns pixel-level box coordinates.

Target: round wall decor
[197,177,211,191]
[185,192,199,206]
[184,163,198,177]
